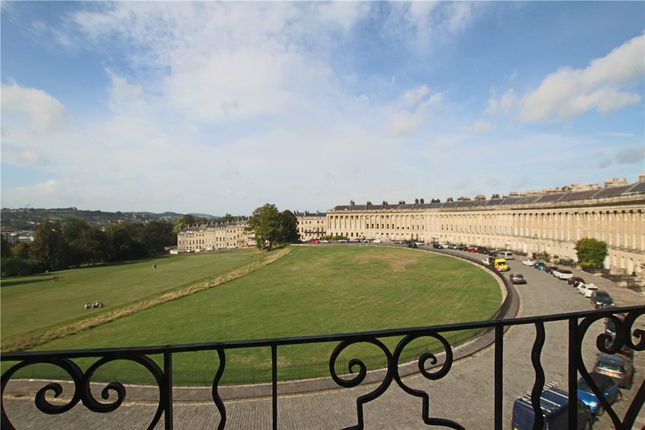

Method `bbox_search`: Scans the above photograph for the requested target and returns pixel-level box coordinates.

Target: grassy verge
[2,248,289,352]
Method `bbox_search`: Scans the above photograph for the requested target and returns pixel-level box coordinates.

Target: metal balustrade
[1,305,643,430]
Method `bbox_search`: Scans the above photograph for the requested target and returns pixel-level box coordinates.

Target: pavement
[2,248,644,429]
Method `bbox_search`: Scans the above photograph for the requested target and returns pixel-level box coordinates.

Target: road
[3,248,644,429]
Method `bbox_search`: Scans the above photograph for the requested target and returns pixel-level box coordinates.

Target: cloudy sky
[2,2,644,215]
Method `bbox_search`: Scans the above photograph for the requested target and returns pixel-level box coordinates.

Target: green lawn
[18,246,502,385]
[1,249,263,341]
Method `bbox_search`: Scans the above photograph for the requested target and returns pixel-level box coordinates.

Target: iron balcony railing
[1,305,643,430]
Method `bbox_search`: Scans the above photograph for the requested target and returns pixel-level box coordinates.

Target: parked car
[501,251,514,260]
[577,372,621,415]
[510,273,527,284]
[577,283,599,298]
[522,258,536,266]
[457,244,468,251]
[552,268,573,280]
[477,246,490,254]
[467,246,478,253]
[547,266,560,275]
[590,290,614,309]
[534,262,548,271]
[405,241,418,248]
[594,353,634,389]
[372,239,382,243]
[432,243,444,249]
[511,387,592,430]
[568,276,585,287]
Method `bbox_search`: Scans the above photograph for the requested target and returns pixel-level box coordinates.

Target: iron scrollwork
[1,355,166,430]
[576,309,644,430]
[329,332,462,429]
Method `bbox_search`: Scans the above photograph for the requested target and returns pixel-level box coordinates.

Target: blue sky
[2,1,644,214]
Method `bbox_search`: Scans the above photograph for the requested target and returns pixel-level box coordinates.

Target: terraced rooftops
[332,179,645,212]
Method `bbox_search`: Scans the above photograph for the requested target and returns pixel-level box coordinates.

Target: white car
[552,268,574,280]
[372,239,382,243]
[522,258,536,266]
[577,283,598,298]
[501,251,514,260]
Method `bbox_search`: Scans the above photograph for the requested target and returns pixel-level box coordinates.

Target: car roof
[597,353,627,365]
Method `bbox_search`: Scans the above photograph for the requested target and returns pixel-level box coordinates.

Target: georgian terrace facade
[294,211,327,241]
[326,178,645,275]
[177,222,254,252]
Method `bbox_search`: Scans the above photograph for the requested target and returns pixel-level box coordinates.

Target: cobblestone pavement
[3,251,644,429]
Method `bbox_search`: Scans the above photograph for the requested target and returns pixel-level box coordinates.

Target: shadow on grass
[0,276,59,288]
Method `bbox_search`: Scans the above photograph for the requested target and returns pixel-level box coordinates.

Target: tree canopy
[575,238,608,269]
[247,204,299,250]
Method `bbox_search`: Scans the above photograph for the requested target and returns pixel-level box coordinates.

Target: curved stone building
[326,176,645,275]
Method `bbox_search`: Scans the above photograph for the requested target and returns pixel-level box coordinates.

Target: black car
[591,290,613,309]
[405,241,418,248]
[568,276,585,287]
[477,246,489,254]
[432,243,444,249]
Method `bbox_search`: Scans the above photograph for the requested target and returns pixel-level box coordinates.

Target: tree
[173,214,197,235]
[10,242,32,259]
[32,219,68,270]
[222,213,235,223]
[75,227,112,264]
[142,220,175,254]
[105,222,147,261]
[247,204,283,250]
[1,237,12,258]
[575,238,608,269]
[279,210,299,244]
[64,219,92,266]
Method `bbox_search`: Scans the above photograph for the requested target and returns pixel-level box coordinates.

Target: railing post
[164,351,173,430]
[568,317,577,429]
[272,345,278,430]
[494,323,503,430]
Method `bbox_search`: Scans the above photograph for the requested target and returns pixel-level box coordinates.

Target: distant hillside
[1,208,219,231]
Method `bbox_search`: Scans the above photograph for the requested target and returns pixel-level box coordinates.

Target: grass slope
[23,246,502,385]
[1,249,264,342]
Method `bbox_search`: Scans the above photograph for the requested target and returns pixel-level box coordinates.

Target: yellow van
[493,258,509,272]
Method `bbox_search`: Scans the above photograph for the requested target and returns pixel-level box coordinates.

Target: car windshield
[597,362,622,373]
[596,292,611,300]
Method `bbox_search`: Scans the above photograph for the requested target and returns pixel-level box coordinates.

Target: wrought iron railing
[1,305,643,430]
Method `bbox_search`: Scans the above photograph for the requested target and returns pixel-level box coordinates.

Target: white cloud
[1,82,68,133]
[391,86,444,135]
[520,34,644,122]
[485,89,519,116]
[468,120,495,133]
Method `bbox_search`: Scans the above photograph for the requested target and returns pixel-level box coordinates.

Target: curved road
[4,248,644,429]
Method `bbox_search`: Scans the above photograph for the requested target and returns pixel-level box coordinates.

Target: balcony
[1,306,643,429]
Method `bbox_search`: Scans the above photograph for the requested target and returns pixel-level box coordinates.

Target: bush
[1,257,44,277]
[575,238,608,269]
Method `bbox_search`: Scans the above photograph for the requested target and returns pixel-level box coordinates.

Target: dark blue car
[534,262,548,271]
[511,387,592,430]
[577,372,621,415]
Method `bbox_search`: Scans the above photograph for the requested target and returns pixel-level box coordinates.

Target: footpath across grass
[1,249,264,343]
[16,246,502,385]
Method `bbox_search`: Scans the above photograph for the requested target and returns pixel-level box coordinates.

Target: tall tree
[279,210,299,244]
[32,219,67,270]
[1,237,12,258]
[64,219,92,266]
[247,204,283,250]
[575,238,608,269]
[142,220,175,254]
